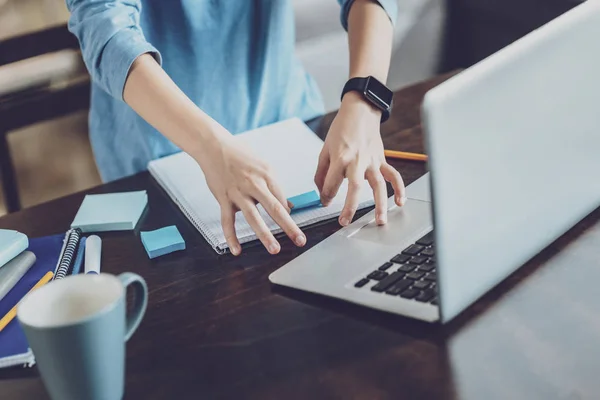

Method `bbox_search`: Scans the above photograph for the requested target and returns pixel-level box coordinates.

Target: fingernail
[231,245,241,256]
[377,213,387,225]
[295,234,306,246]
[340,217,350,226]
[400,196,407,206]
[268,243,280,254]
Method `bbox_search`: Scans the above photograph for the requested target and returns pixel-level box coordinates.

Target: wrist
[340,91,382,120]
[188,121,232,165]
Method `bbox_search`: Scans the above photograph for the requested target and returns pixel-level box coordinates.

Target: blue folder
[0,234,63,368]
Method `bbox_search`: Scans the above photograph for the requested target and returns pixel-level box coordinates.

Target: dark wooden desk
[1,74,599,400]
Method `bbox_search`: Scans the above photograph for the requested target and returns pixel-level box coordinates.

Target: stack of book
[0,230,63,368]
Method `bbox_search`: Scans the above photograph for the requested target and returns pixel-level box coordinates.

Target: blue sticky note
[288,190,322,213]
[140,226,186,259]
[71,191,148,233]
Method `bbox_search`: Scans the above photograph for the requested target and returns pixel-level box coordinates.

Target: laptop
[269,0,600,324]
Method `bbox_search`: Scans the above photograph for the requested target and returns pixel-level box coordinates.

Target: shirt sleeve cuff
[100,27,162,101]
[340,0,398,31]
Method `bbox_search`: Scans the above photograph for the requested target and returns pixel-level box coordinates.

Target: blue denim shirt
[66,0,397,182]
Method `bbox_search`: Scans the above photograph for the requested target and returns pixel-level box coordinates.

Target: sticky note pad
[288,190,322,213]
[140,226,186,259]
[71,191,148,233]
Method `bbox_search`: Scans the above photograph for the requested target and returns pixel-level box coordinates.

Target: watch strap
[341,77,391,123]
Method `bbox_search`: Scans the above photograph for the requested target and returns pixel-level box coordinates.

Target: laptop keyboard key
[354,278,370,288]
[424,272,437,281]
[409,256,427,265]
[412,280,430,290]
[406,271,425,280]
[371,272,405,292]
[378,262,394,271]
[397,264,416,273]
[415,289,435,302]
[385,279,412,295]
[400,288,419,299]
[366,234,439,299]
[417,264,435,272]
[391,254,411,264]
[421,247,435,257]
[367,271,388,281]
[416,232,434,246]
[402,244,424,256]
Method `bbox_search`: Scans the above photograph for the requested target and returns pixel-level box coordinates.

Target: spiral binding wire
[54,228,82,280]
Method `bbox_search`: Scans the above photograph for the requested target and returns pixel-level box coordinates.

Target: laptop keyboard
[354,231,438,305]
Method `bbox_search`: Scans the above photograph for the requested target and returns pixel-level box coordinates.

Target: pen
[384,150,428,162]
[85,235,102,275]
[0,271,54,332]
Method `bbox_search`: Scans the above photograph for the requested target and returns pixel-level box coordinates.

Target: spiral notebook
[148,118,375,254]
[53,228,82,280]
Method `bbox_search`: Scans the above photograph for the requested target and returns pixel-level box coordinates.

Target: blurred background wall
[0,0,584,216]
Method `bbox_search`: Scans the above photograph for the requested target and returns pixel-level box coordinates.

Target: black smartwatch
[341,76,393,123]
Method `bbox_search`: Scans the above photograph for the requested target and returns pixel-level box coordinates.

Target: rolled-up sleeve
[66,0,162,100]
[337,0,398,31]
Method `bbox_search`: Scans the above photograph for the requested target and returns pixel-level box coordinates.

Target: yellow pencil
[384,150,428,162]
[0,271,54,332]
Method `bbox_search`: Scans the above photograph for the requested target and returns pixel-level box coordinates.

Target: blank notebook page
[148,118,374,254]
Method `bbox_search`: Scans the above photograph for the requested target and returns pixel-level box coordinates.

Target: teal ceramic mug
[17,272,147,400]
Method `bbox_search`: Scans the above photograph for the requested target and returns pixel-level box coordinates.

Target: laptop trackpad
[343,199,433,247]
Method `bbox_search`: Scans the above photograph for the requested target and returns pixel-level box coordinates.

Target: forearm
[341,0,394,115]
[346,0,394,82]
[123,54,227,162]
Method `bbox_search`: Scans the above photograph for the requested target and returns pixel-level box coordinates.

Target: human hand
[194,128,306,256]
[314,92,406,227]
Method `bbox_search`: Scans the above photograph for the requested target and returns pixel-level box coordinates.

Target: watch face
[364,77,393,110]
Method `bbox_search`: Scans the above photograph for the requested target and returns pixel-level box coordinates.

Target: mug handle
[118,272,148,342]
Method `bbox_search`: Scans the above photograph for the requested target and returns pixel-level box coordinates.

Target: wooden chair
[0,25,90,213]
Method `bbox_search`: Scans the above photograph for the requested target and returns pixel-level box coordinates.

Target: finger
[320,162,345,206]
[339,166,363,226]
[366,169,388,225]
[253,184,306,247]
[266,179,291,214]
[314,150,330,192]
[221,203,241,256]
[381,163,406,206]
[238,198,281,255]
